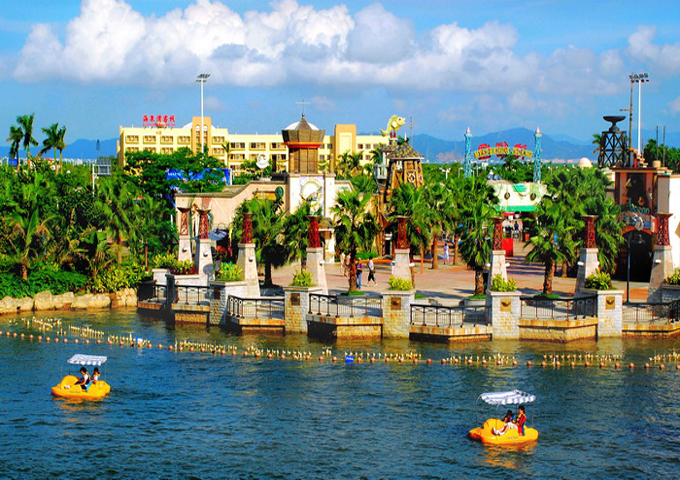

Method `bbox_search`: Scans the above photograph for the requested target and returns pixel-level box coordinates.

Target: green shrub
[356,252,377,260]
[388,276,413,291]
[585,269,613,290]
[666,268,680,286]
[489,274,517,292]
[90,261,146,293]
[169,259,195,275]
[290,269,314,287]
[216,262,243,282]
[0,274,30,299]
[150,252,177,269]
[27,267,87,295]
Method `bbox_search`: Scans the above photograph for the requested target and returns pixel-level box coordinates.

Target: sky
[1,0,680,146]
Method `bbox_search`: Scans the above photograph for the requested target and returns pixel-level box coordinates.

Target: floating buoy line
[1,317,679,371]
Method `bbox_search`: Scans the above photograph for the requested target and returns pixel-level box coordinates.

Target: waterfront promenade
[271,240,650,302]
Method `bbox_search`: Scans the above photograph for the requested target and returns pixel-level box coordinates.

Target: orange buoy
[108,340,112,345]
[281,354,286,360]
[645,363,650,369]
[97,339,101,345]
[356,357,361,363]
[38,336,42,342]
[570,362,576,368]
[599,362,605,368]
[221,349,226,355]
[512,360,518,366]
[158,344,163,349]
[46,337,51,342]
[119,341,124,347]
[55,338,60,343]
[73,339,78,344]
[441,359,446,365]
[413,358,418,365]
[189,347,194,353]
[267,353,273,359]
[675,365,680,370]
[370,357,375,363]
[584,361,590,368]
[659,364,665,370]
[385,357,390,363]
[427,359,432,365]
[63,338,69,344]
[481,359,487,366]
[85,339,90,345]
[629,363,635,369]
[20,333,24,339]
[467,359,473,365]
[541,361,547,367]
[615,363,620,369]
[169,345,174,351]
[526,361,532,367]
[243,351,248,357]
[29,334,33,340]
[319,356,324,362]
[5,332,9,337]
[13,333,17,338]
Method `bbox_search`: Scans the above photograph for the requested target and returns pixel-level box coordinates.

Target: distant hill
[0,138,117,161]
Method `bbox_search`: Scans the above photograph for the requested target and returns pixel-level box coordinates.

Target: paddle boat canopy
[469,390,538,445]
[51,354,111,400]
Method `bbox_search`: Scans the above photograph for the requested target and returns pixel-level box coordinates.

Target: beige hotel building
[117,116,389,173]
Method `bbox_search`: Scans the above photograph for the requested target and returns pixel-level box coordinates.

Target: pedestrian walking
[443,243,450,265]
[340,252,347,277]
[356,260,364,289]
[367,258,377,286]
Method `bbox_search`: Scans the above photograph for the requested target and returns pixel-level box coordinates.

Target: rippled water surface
[0,310,679,479]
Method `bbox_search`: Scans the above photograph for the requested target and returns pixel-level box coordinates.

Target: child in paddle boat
[493,410,516,436]
[494,406,527,436]
[73,367,90,391]
[91,367,100,385]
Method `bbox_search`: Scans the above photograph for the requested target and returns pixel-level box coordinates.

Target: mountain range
[1,128,678,164]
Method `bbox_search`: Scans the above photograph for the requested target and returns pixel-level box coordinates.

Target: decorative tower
[177,205,192,263]
[575,215,600,292]
[392,216,412,282]
[487,217,508,291]
[282,114,325,174]
[648,213,674,301]
[237,211,261,297]
[195,205,214,282]
[306,215,327,293]
[464,127,473,178]
[533,127,542,183]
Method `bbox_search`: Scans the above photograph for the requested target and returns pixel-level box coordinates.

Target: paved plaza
[271,240,650,304]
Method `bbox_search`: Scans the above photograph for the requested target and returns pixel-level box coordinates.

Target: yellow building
[117,116,388,173]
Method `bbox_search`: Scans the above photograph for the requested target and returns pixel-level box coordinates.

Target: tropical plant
[458,197,494,295]
[388,182,431,276]
[336,151,363,179]
[592,133,602,156]
[216,262,243,282]
[7,125,22,171]
[17,114,38,167]
[490,274,517,292]
[95,173,138,263]
[282,200,316,270]
[524,200,577,295]
[331,189,377,292]
[585,269,613,290]
[290,269,314,287]
[423,182,452,270]
[40,123,67,172]
[665,268,680,286]
[4,209,55,280]
[387,276,413,291]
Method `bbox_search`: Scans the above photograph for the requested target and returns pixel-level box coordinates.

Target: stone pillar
[648,213,674,301]
[487,217,507,291]
[393,216,411,282]
[283,286,323,334]
[306,216,327,293]
[177,207,192,262]
[487,291,521,340]
[237,212,260,297]
[381,289,415,338]
[575,215,599,292]
[195,208,214,283]
[209,280,248,326]
[152,268,169,286]
[591,289,623,338]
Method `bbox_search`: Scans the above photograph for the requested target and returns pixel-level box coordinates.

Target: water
[1,310,679,479]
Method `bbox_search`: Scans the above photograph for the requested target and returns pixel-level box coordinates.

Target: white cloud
[14,0,671,100]
[311,95,336,112]
[669,96,680,115]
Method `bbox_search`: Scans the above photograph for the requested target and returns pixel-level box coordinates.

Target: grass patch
[533,293,561,299]
[469,294,486,300]
[340,291,366,296]
[415,293,426,299]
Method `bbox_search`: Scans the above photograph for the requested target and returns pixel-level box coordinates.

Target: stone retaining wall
[0,288,137,316]
[519,317,598,342]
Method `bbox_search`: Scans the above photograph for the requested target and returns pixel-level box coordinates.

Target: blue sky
[2,0,680,149]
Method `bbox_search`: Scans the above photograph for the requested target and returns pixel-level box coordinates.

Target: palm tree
[592,133,602,157]
[17,114,38,168]
[96,174,138,263]
[424,183,452,270]
[7,125,22,172]
[40,123,64,166]
[331,189,377,292]
[524,200,577,295]
[6,210,54,280]
[388,183,431,276]
[458,197,494,295]
[336,151,363,179]
[283,200,319,270]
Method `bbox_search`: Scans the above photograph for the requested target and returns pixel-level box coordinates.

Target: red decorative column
[178,207,190,236]
[241,212,253,244]
[492,217,504,250]
[177,206,192,262]
[195,208,213,281]
[197,208,210,240]
[657,213,671,246]
[395,216,409,249]
[308,215,321,248]
[583,215,598,249]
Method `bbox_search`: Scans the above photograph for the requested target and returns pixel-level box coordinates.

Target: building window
[327,144,333,149]
[178,136,190,144]
[229,153,246,161]
[271,142,285,150]
[126,135,139,143]
[126,147,139,153]
[358,144,364,149]
[213,147,225,155]
[160,147,174,154]
[250,142,266,150]
[230,142,245,150]
[143,135,156,144]
[161,136,173,145]
[143,147,157,153]
[212,136,225,144]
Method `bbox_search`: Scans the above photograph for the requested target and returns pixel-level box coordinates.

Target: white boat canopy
[479,390,536,405]
[67,354,107,366]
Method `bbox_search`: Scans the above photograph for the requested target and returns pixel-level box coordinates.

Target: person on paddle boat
[91,367,100,385]
[494,405,527,436]
[73,367,91,391]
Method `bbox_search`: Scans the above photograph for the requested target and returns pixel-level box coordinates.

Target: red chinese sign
[143,115,176,127]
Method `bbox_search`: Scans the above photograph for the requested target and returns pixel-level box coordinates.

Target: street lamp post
[196,73,210,153]
[629,73,649,157]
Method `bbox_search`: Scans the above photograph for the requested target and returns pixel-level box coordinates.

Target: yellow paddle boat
[469,390,538,446]
[52,354,111,400]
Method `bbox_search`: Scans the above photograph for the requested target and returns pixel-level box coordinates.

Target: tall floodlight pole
[196,73,210,153]
[629,72,649,157]
[464,127,473,178]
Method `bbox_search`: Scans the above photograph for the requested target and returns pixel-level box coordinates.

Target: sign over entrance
[474,142,533,160]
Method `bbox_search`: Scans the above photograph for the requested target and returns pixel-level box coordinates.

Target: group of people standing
[339,253,377,289]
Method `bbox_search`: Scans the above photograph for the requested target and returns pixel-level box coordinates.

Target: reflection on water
[0,310,678,479]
